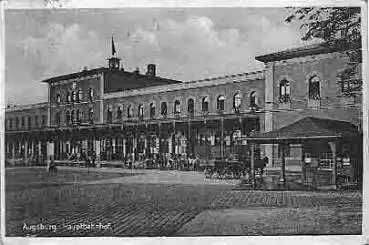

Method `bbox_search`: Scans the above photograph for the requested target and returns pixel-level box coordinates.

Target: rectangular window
[42,115,46,125]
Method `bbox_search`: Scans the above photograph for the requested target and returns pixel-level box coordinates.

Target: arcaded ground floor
[5,166,362,237]
[5,117,262,162]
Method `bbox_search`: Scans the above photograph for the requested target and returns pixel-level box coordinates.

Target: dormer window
[279,80,290,103]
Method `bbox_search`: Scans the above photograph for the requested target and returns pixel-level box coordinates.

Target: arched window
[161,102,167,116]
[202,97,209,112]
[174,100,181,114]
[217,95,225,112]
[88,108,94,123]
[66,111,70,124]
[150,103,156,118]
[67,92,71,103]
[127,105,133,118]
[187,98,194,115]
[78,89,83,102]
[89,88,94,101]
[309,76,320,100]
[138,104,144,118]
[76,109,80,123]
[72,91,77,102]
[279,80,290,103]
[233,93,242,111]
[107,107,113,123]
[250,91,258,109]
[71,110,75,124]
[117,106,122,120]
[56,93,61,104]
[79,110,83,123]
[55,111,61,125]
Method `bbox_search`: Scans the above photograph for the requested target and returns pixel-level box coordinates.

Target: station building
[5,42,363,184]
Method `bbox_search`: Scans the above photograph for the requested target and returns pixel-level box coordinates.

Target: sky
[5,8,317,105]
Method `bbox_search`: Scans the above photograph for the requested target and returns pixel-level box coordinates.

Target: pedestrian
[91,150,96,168]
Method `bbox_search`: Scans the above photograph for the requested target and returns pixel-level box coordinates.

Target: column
[123,139,126,156]
[38,141,42,158]
[264,62,275,166]
[12,142,15,158]
[280,143,286,187]
[172,122,176,155]
[31,140,34,158]
[251,143,255,187]
[46,141,55,160]
[18,140,21,157]
[112,138,116,154]
[328,141,337,189]
[25,141,28,158]
[220,118,224,160]
[82,140,88,153]
[158,123,161,154]
[168,135,173,154]
[95,139,101,161]
[188,120,191,157]
[133,132,137,160]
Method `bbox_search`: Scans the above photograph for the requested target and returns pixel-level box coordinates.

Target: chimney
[146,64,156,77]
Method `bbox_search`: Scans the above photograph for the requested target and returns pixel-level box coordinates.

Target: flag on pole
[111,36,116,56]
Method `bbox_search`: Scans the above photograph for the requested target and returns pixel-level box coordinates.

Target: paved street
[5,167,362,237]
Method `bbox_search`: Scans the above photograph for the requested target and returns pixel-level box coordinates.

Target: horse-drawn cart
[204,159,249,179]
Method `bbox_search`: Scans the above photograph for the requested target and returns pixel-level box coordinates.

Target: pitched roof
[247,117,359,143]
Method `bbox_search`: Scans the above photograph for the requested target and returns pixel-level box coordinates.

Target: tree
[285,7,362,96]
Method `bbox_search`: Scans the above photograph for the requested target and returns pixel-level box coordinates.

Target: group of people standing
[123,153,202,171]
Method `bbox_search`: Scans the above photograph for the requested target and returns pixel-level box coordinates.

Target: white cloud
[6,9,312,105]
[22,23,105,78]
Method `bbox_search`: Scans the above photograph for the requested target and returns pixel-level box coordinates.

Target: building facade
[5,43,362,171]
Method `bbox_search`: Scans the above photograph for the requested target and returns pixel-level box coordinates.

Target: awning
[246,117,360,144]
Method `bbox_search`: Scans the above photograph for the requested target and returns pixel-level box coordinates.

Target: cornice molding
[104,71,265,100]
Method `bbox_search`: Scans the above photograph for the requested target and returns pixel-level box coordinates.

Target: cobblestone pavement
[6,167,362,237]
